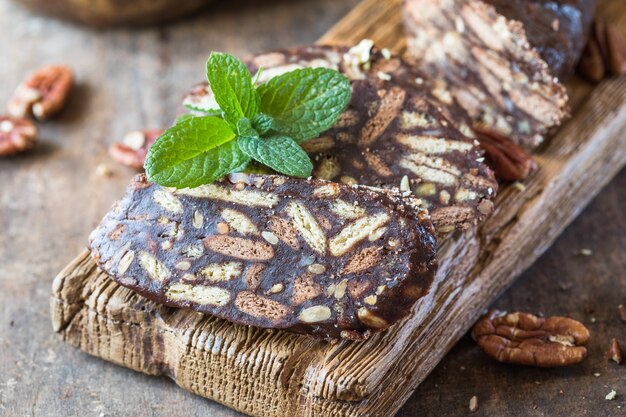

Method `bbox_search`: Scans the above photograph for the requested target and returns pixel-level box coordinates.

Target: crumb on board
[469,395,479,413]
[95,163,113,177]
[606,390,617,401]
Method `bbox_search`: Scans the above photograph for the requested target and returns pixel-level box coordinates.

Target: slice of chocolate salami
[184,44,498,233]
[89,173,437,340]
[403,0,571,149]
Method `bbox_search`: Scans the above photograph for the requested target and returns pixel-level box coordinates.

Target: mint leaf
[257,67,351,142]
[183,102,221,117]
[238,135,313,178]
[144,116,243,188]
[174,114,195,125]
[236,117,257,137]
[206,52,260,126]
[252,66,264,86]
[251,113,273,135]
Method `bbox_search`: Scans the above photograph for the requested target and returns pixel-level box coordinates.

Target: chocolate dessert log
[185,44,498,234]
[89,173,437,340]
[403,0,575,149]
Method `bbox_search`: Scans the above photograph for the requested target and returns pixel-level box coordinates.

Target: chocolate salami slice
[403,0,571,149]
[185,44,498,233]
[89,174,437,340]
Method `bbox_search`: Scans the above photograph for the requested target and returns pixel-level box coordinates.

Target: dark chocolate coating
[485,0,597,78]
[89,174,437,340]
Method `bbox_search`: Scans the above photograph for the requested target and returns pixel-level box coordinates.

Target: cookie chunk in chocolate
[89,174,437,340]
[404,0,570,149]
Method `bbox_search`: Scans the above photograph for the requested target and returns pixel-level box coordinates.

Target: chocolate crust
[89,174,437,340]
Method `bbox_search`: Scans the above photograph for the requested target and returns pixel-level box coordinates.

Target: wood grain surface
[1,0,625,416]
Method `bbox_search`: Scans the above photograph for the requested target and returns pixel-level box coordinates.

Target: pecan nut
[578,19,626,82]
[0,116,38,156]
[108,129,162,170]
[473,127,538,181]
[607,338,623,364]
[8,65,74,120]
[472,310,590,367]
[578,37,606,82]
[606,24,626,76]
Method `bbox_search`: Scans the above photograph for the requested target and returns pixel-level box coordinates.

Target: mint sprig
[145,52,351,188]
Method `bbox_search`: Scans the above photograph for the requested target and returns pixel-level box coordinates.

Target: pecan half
[578,19,626,82]
[578,38,606,82]
[473,127,537,181]
[108,129,162,170]
[0,116,38,156]
[8,65,74,120]
[472,310,590,367]
[606,24,626,76]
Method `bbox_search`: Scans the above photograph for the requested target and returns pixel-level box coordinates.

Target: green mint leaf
[256,67,351,142]
[236,117,258,137]
[206,52,260,127]
[144,116,242,188]
[238,135,313,178]
[183,102,222,116]
[174,114,195,125]
[149,140,249,188]
[251,113,273,135]
[252,66,264,86]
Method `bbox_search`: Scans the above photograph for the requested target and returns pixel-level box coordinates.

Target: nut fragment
[307,263,326,275]
[108,129,162,170]
[607,338,623,364]
[618,304,626,324]
[472,310,590,367]
[0,116,38,156]
[299,305,332,323]
[261,230,279,245]
[469,396,479,413]
[8,65,73,120]
[474,127,537,181]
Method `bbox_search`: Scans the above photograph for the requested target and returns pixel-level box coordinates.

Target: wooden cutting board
[50,0,626,415]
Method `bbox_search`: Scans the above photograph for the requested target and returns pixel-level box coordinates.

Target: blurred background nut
[578,19,626,82]
[108,129,163,170]
[11,0,211,27]
[607,338,623,364]
[472,310,590,367]
[8,65,74,120]
[0,116,38,156]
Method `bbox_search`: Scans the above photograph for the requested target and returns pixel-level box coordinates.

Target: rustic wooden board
[50,0,626,416]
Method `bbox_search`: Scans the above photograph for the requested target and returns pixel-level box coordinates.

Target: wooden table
[0,0,624,416]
